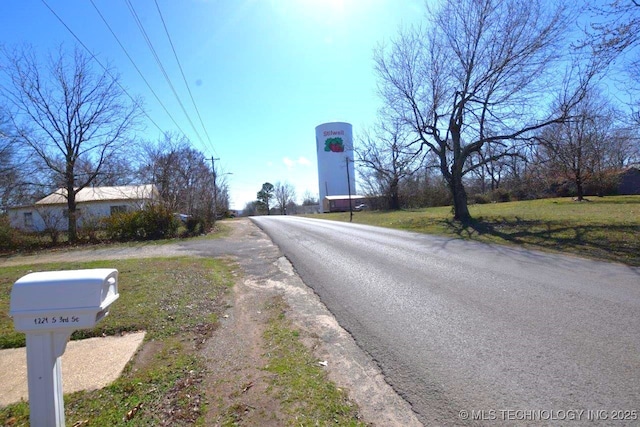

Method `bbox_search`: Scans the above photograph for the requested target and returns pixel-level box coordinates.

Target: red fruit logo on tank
[324,137,345,152]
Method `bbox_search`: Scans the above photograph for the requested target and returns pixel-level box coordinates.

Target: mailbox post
[10,269,119,427]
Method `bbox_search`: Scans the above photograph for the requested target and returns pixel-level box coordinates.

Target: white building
[8,185,160,232]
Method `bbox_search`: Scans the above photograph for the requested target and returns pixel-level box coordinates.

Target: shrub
[36,207,66,245]
[103,210,136,241]
[0,215,44,252]
[139,204,179,240]
[78,213,103,242]
[42,225,62,245]
[0,214,20,251]
[103,205,179,241]
[492,188,512,203]
[473,194,491,204]
[184,216,206,237]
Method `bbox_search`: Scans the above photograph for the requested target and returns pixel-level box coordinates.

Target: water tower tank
[315,122,355,212]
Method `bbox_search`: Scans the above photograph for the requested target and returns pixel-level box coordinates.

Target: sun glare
[270,0,351,23]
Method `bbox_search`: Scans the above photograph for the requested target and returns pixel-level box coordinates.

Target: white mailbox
[10,269,119,332]
[9,268,119,427]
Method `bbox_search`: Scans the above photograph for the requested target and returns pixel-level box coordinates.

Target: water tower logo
[324,137,345,152]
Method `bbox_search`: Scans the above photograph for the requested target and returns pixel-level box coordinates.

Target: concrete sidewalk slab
[0,331,145,407]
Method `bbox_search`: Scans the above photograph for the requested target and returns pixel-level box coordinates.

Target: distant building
[322,195,367,213]
[617,167,640,195]
[7,185,159,232]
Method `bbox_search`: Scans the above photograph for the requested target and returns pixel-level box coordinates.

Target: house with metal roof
[322,194,368,213]
[7,185,159,232]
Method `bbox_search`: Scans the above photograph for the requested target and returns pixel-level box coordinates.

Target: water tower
[315,122,355,212]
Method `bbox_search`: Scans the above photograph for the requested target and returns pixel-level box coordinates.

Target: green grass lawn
[314,196,640,266]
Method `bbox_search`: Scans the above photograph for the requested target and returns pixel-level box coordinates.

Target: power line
[124,0,206,148]
[39,0,165,134]
[154,0,217,156]
[89,0,190,140]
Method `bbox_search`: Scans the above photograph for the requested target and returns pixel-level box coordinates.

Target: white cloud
[283,156,312,169]
[297,156,311,166]
[283,157,295,168]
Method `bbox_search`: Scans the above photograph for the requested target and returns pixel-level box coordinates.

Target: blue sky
[0,0,425,209]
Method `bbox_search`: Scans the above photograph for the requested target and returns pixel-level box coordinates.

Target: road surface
[252,215,640,426]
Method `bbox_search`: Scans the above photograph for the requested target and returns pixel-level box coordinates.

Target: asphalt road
[251,215,640,426]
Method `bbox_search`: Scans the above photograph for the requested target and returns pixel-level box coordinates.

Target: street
[252,215,640,426]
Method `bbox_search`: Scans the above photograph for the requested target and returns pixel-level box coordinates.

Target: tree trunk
[450,173,471,222]
[449,119,472,222]
[575,169,584,201]
[389,178,400,210]
[67,188,78,243]
[65,160,78,242]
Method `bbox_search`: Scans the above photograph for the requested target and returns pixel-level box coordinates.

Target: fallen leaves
[242,381,254,393]
[123,402,143,422]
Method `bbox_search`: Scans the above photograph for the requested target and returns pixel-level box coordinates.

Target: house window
[24,212,33,228]
[110,205,128,215]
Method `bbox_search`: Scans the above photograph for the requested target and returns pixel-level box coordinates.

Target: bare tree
[242,200,259,216]
[139,133,217,224]
[0,109,41,207]
[605,126,640,167]
[374,0,598,221]
[35,206,65,244]
[357,117,423,209]
[301,190,318,206]
[215,176,231,218]
[138,135,184,212]
[0,116,18,208]
[585,1,640,123]
[0,152,19,208]
[586,0,640,58]
[77,153,136,186]
[0,45,141,241]
[538,89,635,199]
[274,181,295,215]
[474,143,512,193]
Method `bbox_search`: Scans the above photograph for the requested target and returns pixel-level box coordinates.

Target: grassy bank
[0,257,233,426]
[262,297,366,427]
[315,196,640,266]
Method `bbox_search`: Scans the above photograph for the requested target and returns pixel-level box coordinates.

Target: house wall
[618,168,640,195]
[8,200,148,232]
[8,207,48,232]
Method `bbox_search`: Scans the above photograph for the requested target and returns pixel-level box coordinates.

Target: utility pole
[211,157,219,222]
[346,156,353,223]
